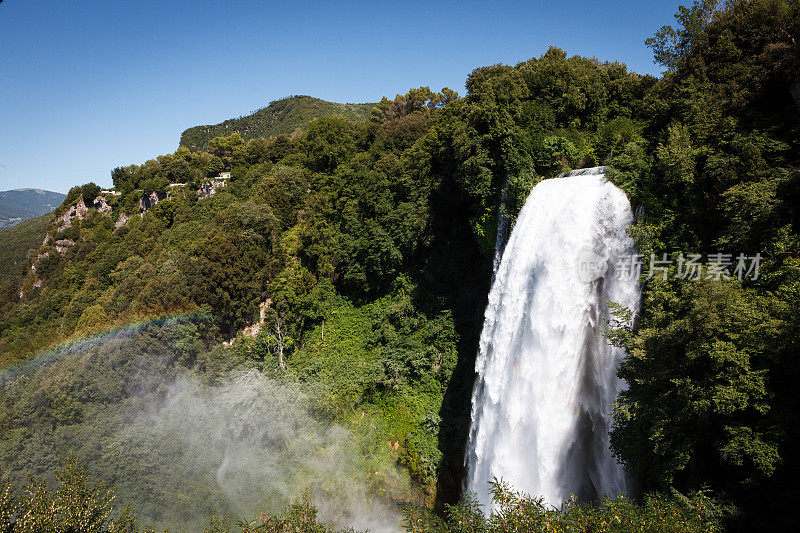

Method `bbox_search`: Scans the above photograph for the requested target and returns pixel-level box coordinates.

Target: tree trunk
[273,318,286,371]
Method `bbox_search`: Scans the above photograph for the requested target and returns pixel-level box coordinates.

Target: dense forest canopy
[1,0,799,530]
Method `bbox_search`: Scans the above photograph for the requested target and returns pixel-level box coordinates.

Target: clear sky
[0,0,682,193]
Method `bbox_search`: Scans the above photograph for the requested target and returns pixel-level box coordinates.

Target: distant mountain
[179,95,375,151]
[0,188,65,229]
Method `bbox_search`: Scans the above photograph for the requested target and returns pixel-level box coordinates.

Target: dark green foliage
[299,116,358,173]
[610,277,780,486]
[605,1,800,530]
[404,480,721,533]
[498,170,539,228]
[81,182,102,202]
[110,147,225,192]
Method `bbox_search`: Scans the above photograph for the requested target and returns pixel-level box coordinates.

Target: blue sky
[0,0,682,193]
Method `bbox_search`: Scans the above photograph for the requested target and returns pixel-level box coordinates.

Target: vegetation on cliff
[0,212,51,286]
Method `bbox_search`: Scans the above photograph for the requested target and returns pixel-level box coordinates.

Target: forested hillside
[180,95,375,151]
[0,213,51,287]
[1,1,799,531]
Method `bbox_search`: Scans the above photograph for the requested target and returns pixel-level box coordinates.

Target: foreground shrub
[1,462,722,532]
[0,459,145,532]
[240,492,362,533]
[404,479,722,533]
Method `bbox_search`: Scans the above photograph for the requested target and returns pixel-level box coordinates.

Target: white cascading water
[492,177,511,276]
[465,167,639,508]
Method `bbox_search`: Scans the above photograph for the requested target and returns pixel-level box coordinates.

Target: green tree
[76,304,110,335]
[300,116,357,172]
[0,460,141,532]
[81,182,102,203]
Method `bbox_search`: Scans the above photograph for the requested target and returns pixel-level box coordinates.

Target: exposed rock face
[28,182,228,296]
[93,195,112,214]
[55,182,225,235]
[31,251,49,271]
[241,300,272,338]
[56,197,89,230]
[56,195,117,230]
[54,239,75,255]
[139,191,168,211]
[115,212,129,229]
[197,179,227,199]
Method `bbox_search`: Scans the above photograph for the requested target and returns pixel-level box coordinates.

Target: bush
[404,479,723,533]
[241,492,357,533]
[0,459,142,533]
[81,182,102,203]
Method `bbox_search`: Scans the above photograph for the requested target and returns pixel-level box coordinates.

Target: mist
[0,317,407,532]
[119,371,405,531]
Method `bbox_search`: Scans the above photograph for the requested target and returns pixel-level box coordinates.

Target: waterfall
[492,177,511,276]
[465,167,639,508]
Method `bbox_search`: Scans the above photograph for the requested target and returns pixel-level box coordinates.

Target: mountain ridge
[179,95,375,150]
[0,188,65,229]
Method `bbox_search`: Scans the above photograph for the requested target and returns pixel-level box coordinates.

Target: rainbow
[0,311,209,383]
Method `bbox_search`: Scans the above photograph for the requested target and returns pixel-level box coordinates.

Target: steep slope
[0,188,65,229]
[0,212,51,287]
[179,95,375,150]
